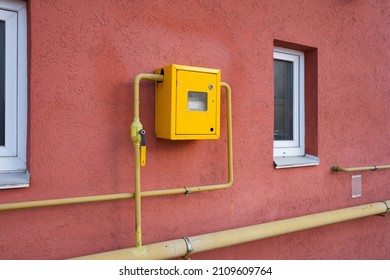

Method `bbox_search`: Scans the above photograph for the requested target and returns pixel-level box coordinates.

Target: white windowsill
[274,154,320,169]
[0,171,30,189]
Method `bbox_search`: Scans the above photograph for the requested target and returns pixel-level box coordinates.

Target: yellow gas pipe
[130,75,233,247]
[0,75,234,253]
[331,164,390,173]
[0,193,134,211]
[0,71,233,256]
[131,73,164,247]
[70,199,390,260]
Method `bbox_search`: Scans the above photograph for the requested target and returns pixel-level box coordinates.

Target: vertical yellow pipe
[132,77,230,247]
[221,82,233,185]
[132,75,142,248]
[134,141,142,247]
[131,73,164,247]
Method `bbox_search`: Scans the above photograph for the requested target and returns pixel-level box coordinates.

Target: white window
[274,47,304,157]
[0,0,29,189]
[273,47,319,168]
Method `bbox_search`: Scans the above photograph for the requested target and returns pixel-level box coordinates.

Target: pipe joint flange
[377,201,390,217]
[382,201,390,216]
[182,236,193,260]
[184,187,191,196]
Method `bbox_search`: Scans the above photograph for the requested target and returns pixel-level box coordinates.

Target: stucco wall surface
[0,0,390,259]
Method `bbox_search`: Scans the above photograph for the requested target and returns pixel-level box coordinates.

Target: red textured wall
[1,0,390,259]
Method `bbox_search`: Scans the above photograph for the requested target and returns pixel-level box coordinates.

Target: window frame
[273,47,305,158]
[0,0,28,189]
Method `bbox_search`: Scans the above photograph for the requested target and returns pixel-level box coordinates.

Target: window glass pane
[0,20,5,146]
[274,59,293,141]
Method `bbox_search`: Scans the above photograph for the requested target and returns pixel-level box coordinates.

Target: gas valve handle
[140,130,146,167]
[140,130,146,166]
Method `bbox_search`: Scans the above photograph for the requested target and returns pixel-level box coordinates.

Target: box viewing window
[188,91,207,112]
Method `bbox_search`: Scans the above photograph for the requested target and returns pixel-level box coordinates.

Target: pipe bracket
[182,236,193,260]
[184,187,191,196]
[330,164,339,172]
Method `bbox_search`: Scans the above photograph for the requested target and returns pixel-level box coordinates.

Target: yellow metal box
[155,64,221,140]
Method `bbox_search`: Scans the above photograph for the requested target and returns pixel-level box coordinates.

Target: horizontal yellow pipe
[0,186,241,211]
[0,184,231,211]
[0,193,134,211]
[331,164,390,172]
[70,199,390,260]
